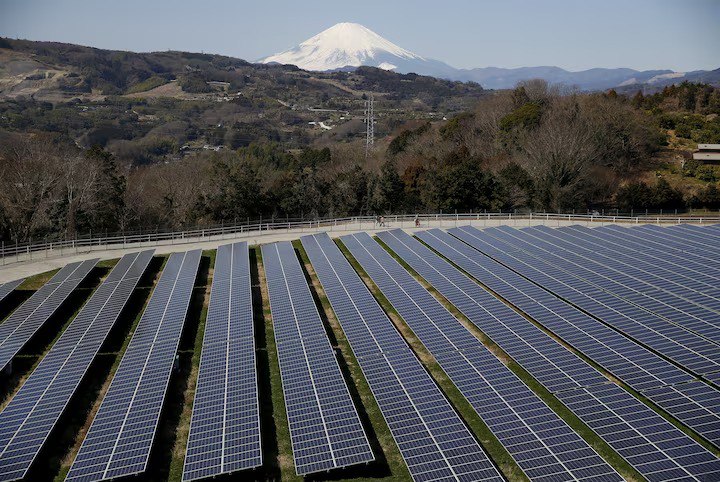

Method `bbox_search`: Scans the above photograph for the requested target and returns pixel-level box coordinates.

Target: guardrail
[1,212,718,267]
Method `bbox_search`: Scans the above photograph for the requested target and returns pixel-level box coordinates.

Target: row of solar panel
[0,250,154,482]
[454,225,720,446]
[0,224,718,482]
[389,228,720,482]
[0,243,266,482]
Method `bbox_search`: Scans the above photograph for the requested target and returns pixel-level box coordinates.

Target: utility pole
[364,94,374,159]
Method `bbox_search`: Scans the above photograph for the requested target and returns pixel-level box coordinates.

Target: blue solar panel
[377,229,607,393]
[557,384,720,482]
[600,225,720,265]
[563,226,720,317]
[381,229,720,481]
[566,225,720,288]
[0,250,153,482]
[0,279,23,307]
[183,242,262,481]
[464,226,720,377]
[447,226,720,446]
[261,241,373,475]
[642,381,720,447]
[539,225,720,339]
[674,224,720,242]
[565,226,720,344]
[301,233,504,482]
[525,225,720,335]
[0,260,98,373]
[343,232,621,482]
[66,250,200,482]
[642,224,720,254]
[438,227,693,392]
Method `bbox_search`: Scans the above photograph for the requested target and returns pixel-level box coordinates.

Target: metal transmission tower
[364,94,374,158]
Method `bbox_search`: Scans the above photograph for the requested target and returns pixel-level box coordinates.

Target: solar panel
[66,250,200,482]
[558,226,720,343]
[640,224,720,253]
[0,279,24,307]
[642,381,720,447]
[465,226,720,377]
[301,233,504,482]
[600,225,720,265]
[0,250,153,482]
[436,227,693,392]
[675,224,720,241]
[447,227,720,446]
[532,225,720,339]
[261,241,373,475]
[527,225,720,326]
[343,232,621,482]
[557,384,720,482]
[379,229,720,482]
[183,242,262,482]
[0,259,98,373]
[451,228,720,446]
[377,229,607,393]
[566,225,720,288]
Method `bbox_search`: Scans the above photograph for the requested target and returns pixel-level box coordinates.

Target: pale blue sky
[0,0,718,72]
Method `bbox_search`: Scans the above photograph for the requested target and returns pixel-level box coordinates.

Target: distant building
[693,144,720,164]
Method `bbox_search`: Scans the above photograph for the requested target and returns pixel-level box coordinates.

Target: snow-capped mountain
[260,22,714,91]
[259,22,457,78]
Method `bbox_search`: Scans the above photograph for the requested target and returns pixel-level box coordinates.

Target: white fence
[2,212,718,266]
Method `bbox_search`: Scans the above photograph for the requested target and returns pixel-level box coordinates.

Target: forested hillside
[1,38,719,244]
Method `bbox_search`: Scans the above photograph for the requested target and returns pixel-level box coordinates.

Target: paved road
[0,217,662,283]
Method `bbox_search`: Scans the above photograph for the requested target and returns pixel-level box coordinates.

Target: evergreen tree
[373,159,405,213]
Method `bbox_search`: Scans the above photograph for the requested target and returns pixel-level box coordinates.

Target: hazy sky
[1,0,718,72]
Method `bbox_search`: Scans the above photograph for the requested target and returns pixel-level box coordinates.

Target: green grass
[18,268,60,290]
[334,238,526,482]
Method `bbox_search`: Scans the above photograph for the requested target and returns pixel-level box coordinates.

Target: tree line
[2,80,719,244]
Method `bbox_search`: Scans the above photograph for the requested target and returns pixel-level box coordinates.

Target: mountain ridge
[260,22,718,91]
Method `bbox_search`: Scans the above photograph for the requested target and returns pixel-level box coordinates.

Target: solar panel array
[0,250,153,482]
[568,225,720,290]
[413,229,720,481]
[446,226,692,391]
[469,225,720,445]
[261,241,373,475]
[556,384,720,482]
[0,259,98,373]
[301,233,504,482]
[342,232,621,482]
[450,226,720,447]
[183,242,262,481]
[559,225,720,343]
[472,225,720,377]
[528,225,720,341]
[66,250,201,482]
[0,279,24,307]
[601,225,720,273]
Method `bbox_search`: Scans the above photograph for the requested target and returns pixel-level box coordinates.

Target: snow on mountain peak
[259,22,424,72]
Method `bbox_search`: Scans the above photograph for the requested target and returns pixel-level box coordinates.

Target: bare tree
[0,138,59,241]
[518,98,601,211]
